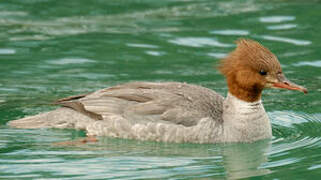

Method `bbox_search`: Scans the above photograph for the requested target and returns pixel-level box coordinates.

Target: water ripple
[0,11,28,17]
[259,16,295,23]
[293,60,321,67]
[126,43,158,49]
[145,51,165,56]
[0,49,16,55]
[270,111,321,154]
[47,58,96,65]
[168,37,233,48]
[0,0,320,179]
[267,24,297,30]
[0,0,270,40]
[207,52,227,59]
[262,158,302,168]
[210,29,249,36]
[270,111,308,127]
[308,164,321,170]
[259,35,311,46]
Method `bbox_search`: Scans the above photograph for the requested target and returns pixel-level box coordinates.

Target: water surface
[1,0,321,179]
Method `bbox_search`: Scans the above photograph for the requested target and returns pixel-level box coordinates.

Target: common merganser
[8,39,307,143]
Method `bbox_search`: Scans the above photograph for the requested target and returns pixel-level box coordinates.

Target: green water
[0,0,321,179]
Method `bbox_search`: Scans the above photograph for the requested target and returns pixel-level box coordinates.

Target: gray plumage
[9,82,231,143]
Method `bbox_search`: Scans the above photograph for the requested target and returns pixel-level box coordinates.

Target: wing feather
[54,82,224,127]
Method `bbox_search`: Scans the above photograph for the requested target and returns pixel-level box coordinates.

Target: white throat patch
[222,93,272,142]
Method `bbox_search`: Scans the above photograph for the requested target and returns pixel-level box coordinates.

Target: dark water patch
[0,0,321,179]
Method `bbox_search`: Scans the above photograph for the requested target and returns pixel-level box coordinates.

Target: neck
[228,81,262,102]
[222,93,272,142]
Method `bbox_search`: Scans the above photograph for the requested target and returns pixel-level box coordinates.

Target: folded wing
[55,82,224,127]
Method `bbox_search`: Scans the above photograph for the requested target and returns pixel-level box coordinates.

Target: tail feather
[8,107,94,130]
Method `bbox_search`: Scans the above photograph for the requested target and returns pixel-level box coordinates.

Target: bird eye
[259,70,267,76]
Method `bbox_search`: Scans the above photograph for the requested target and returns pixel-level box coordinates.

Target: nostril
[284,82,289,85]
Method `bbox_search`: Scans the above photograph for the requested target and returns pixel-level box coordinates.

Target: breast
[222,93,272,142]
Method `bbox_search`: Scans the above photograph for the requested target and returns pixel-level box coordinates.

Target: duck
[8,39,307,143]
